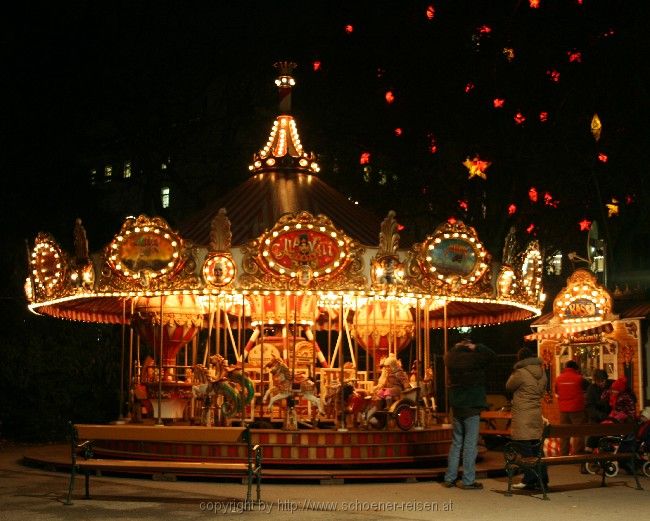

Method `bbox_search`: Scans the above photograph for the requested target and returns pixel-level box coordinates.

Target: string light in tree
[591,114,602,141]
[539,111,548,122]
[345,24,354,34]
[359,152,371,165]
[606,198,619,217]
[526,223,537,235]
[464,82,475,94]
[528,187,538,203]
[493,98,505,108]
[427,134,438,154]
[579,219,592,231]
[543,192,559,208]
[514,112,526,125]
[529,0,541,8]
[508,204,517,216]
[463,156,491,180]
[598,152,608,163]
[502,47,515,62]
[567,50,582,63]
[394,127,403,136]
[385,91,395,104]
[458,200,469,211]
[625,194,634,205]
[425,4,435,20]
[312,61,321,72]
[547,69,561,83]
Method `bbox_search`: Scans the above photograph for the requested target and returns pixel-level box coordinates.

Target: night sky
[1,0,650,440]
[3,0,650,296]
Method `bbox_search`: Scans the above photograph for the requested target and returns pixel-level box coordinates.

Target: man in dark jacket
[585,368,612,453]
[442,337,496,489]
[554,360,587,455]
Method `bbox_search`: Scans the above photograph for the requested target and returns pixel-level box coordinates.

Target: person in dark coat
[506,347,548,489]
[585,369,612,451]
[442,337,496,489]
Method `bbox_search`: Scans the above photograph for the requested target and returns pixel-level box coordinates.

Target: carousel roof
[180,61,380,247]
[179,172,381,247]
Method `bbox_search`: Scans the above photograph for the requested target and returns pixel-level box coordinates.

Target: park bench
[65,422,262,506]
[504,422,643,500]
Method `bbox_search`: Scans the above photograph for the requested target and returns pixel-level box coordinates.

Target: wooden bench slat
[76,460,250,472]
[480,430,511,436]
[546,423,636,439]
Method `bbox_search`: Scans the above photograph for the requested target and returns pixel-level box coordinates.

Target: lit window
[550,252,562,275]
[123,161,132,178]
[104,165,112,182]
[90,169,97,185]
[161,186,170,208]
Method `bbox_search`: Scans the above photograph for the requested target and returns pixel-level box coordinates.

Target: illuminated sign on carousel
[241,211,365,290]
[106,215,183,284]
[29,232,66,298]
[406,220,491,296]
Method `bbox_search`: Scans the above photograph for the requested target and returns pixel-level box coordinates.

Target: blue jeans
[444,414,480,485]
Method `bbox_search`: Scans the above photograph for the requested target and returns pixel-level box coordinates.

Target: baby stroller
[585,408,650,477]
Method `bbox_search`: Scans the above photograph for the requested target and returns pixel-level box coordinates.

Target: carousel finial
[501,225,518,266]
[378,210,399,256]
[274,61,297,113]
[73,218,89,262]
[209,208,232,252]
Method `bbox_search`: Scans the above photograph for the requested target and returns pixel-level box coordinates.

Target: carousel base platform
[19,422,502,482]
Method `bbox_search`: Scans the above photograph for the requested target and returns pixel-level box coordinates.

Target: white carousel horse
[263,355,323,414]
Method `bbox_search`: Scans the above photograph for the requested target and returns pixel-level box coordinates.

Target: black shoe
[442,480,456,488]
[458,481,484,490]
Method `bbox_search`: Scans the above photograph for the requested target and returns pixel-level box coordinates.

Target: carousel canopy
[179,172,381,247]
[25,63,544,331]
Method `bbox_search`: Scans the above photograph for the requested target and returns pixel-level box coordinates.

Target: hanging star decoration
[579,219,592,231]
[606,198,619,217]
[591,114,602,141]
[463,156,491,179]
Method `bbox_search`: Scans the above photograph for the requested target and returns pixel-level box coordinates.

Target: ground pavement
[1,442,649,521]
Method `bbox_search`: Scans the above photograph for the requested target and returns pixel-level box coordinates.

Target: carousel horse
[192,354,254,422]
[263,355,323,415]
[323,379,369,428]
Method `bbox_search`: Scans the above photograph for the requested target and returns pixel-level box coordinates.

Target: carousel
[25,63,545,470]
